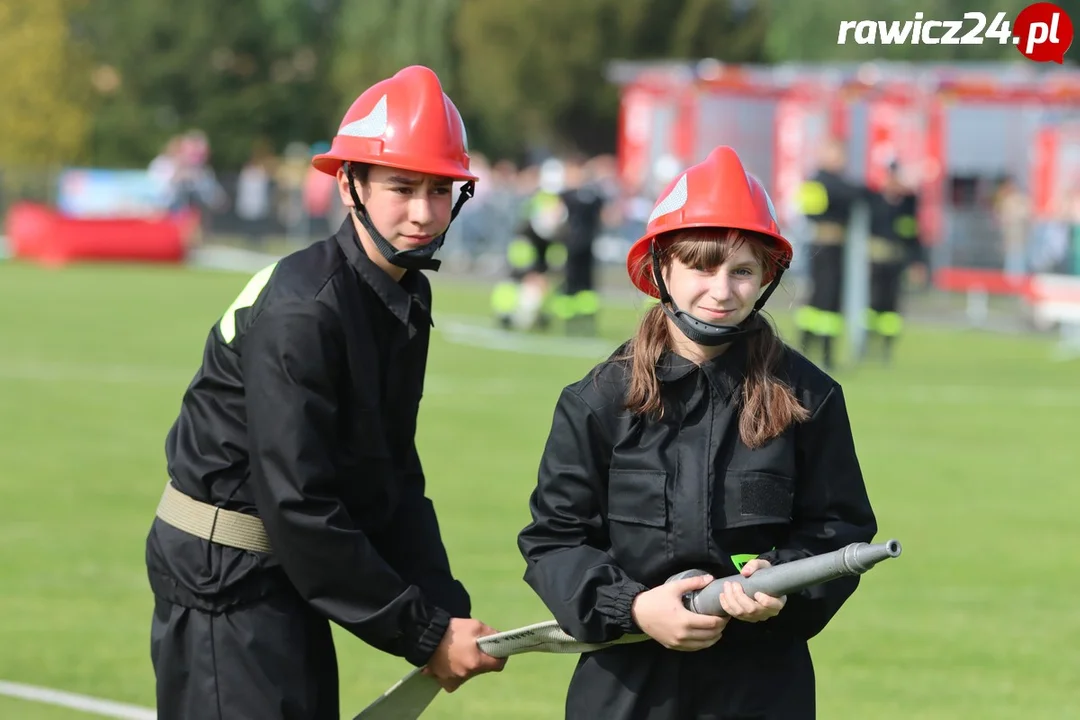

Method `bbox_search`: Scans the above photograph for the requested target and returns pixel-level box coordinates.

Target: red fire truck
[610,61,1080,289]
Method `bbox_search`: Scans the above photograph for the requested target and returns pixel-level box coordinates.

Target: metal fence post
[843,199,870,363]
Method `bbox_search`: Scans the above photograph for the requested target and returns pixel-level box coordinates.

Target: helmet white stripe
[647,173,688,225]
[339,95,388,139]
[764,191,778,225]
[747,172,779,225]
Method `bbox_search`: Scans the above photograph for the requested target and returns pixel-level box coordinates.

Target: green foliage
[75,0,336,169]
[453,0,772,159]
[669,0,769,61]
[454,0,611,158]
[0,0,92,168]
[329,0,459,121]
[17,0,1074,170]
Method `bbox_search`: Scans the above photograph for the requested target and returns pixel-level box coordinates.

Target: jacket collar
[656,340,748,402]
[334,218,427,331]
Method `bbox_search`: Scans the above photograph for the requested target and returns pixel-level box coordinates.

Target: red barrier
[5,202,197,267]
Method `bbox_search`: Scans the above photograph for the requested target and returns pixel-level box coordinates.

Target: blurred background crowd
[4,0,1080,344]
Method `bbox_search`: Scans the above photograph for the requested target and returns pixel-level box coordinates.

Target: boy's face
[338,165,454,253]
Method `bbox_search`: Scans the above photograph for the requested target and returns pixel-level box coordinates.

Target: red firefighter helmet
[312,65,477,182]
[626,146,793,297]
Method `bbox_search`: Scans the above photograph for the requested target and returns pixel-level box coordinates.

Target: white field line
[2,329,1078,409]
[434,314,618,358]
[880,385,1080,408]
[1,359,1077,407]
[0,680,155,719]
[1,359,1078,406]
[0,361,193,386]
[0,360,506,396]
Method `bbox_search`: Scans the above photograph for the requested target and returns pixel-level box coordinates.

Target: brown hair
[347,162,372,183]
[621,229,810,448]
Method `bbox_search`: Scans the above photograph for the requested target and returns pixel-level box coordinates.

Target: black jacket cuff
[598,578,650,634]
[403,604,451,667]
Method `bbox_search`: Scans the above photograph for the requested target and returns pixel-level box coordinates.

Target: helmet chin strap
[649,241,787,347]
[345,161,474,272]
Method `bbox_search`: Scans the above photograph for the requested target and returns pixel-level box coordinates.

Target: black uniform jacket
[146,220,469,667]
[518,339,877,647]
[560,184,606,255]
[870,191,923,265]
[801,169,862,226]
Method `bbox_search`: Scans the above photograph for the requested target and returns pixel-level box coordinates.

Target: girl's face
[663,237,765,331]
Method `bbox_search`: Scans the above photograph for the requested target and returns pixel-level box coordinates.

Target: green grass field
[1,260,1078,719]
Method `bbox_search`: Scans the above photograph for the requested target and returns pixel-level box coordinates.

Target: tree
[75,0,336,170]
[328,0,460,123]
[668,0,769,62]
[453,0,772,161]
[0,0,91,168]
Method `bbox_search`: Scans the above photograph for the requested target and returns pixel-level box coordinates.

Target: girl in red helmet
[518,146,878,719]
[146,66,504,720]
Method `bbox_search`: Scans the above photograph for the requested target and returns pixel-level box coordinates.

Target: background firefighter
[490,158,568,331]
[794,138,862,371]
[551,154,609,337]
[866,160,923,364]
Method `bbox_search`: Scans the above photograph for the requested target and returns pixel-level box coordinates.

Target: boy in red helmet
[518,146,877,718]
[145,66,505,720]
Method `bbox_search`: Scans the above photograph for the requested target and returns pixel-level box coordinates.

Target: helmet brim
[311,152,479,183]
[626,225,794,298]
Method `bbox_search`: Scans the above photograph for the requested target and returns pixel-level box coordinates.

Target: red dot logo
[1013,2,1074,63]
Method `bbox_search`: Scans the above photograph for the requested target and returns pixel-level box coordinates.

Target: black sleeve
[835,175,862,208]
[517,387,650,644]
[758,384,878,641]
[901,194,924,264]
[853,182,875,207]
[240,300,449,667]
[370,442,473,619]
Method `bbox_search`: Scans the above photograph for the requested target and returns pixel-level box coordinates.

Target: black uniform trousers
[564,248,593,296]
[807,244,844,315]
[869,261,904,316]
[151,584,339,720]
[557,237,600,332]
[565,631,815,720]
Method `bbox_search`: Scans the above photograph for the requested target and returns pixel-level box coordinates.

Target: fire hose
[354,539,902,719]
